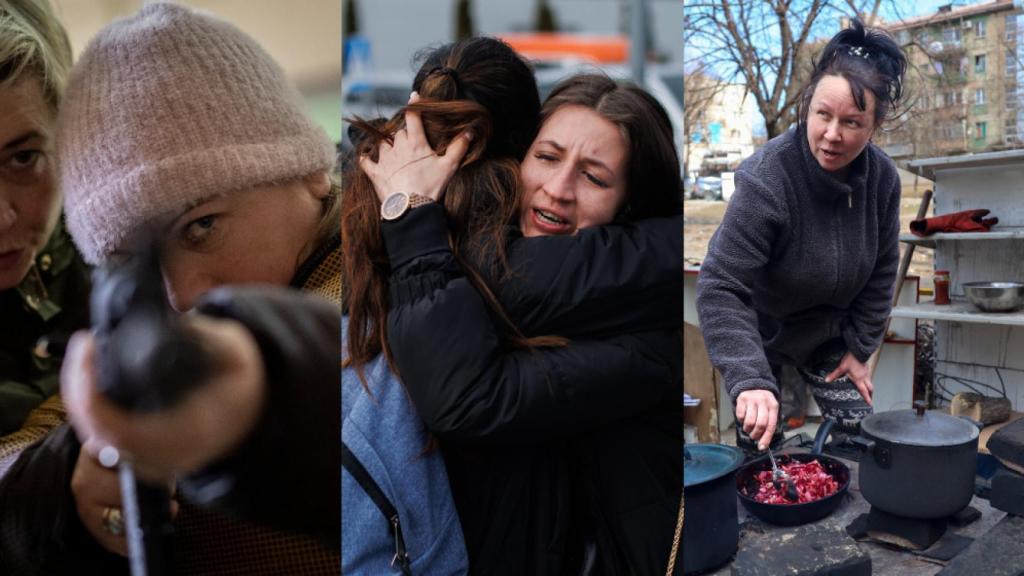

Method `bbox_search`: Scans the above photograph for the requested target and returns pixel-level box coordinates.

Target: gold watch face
[381,192,410,220]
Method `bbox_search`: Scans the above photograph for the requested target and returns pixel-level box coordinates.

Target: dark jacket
[0,236,341,575]
[382,204,683,575]
[696,125,901,402]
[0,221,89,442]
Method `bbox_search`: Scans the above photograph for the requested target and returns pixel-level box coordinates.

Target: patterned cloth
[0,394,65,478]
[797,339,873,435]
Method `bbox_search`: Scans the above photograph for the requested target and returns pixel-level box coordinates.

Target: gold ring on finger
[101,506,125,536]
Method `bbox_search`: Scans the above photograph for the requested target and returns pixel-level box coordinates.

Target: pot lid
[684,443,744,488]
[860,403,979,447]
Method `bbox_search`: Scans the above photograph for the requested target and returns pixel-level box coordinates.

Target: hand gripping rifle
[90,241,209,576]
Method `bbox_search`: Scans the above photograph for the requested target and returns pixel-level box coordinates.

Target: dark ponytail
[798,18,908,129]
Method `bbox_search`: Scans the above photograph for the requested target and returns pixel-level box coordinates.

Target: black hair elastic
[429,66,463,97]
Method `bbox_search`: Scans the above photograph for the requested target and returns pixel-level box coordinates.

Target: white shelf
[905,149,1024,180]
[890,299,1024,326]
[900,230,1024,249]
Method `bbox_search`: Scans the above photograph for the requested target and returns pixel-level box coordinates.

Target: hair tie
[848,45,870,60]
[429,66,460,82]
[428,66,463,97]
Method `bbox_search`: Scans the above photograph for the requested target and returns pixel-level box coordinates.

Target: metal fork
[767,447,799,502]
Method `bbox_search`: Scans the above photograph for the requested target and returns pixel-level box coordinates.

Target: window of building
[1009,50,1018,75]
[938,124,963,140]
[944,27,962,43]
[975,19,986,38]
[1008,14,1019,41]
[975,121,987,139]
[976,54,987,73]
[896,30,910,45]
[976,88,986,104]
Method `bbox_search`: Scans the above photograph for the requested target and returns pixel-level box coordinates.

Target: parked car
[694,176,723,200]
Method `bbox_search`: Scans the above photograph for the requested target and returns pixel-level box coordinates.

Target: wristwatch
[380,191,434,221]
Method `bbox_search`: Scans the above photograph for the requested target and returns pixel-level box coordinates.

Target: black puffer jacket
[382,204,683,575]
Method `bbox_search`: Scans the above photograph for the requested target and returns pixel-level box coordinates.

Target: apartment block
[878,0,1022,159]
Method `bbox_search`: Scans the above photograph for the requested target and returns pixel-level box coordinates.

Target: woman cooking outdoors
[696,19,908,454]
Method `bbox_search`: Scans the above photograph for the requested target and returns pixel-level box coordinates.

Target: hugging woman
[343,36,683,575]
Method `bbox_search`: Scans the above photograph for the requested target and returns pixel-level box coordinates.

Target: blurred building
[344,0,683,73]
[878,0,1022,159]
[53,0,342,141]
[685,83,757,176]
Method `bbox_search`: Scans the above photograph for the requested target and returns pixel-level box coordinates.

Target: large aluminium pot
[852,401,980,519]
[683,444,743,575]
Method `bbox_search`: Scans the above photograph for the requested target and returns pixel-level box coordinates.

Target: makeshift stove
[845,505,980,561]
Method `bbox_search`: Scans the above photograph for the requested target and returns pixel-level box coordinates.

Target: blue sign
[709,122,721,144]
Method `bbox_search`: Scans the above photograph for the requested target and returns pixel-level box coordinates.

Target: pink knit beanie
[59,2,335,264]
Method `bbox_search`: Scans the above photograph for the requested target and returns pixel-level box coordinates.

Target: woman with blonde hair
[0,0,85,476]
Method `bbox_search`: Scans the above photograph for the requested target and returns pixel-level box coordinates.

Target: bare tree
[683,63,727,173]
[685,0,904,139]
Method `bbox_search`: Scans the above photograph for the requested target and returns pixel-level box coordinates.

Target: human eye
[845,119,862,128]
[9,150,42,169]
[181,214,220,248]
[1,149,46,184]
[583,170,610,188]
[534,151,558,163]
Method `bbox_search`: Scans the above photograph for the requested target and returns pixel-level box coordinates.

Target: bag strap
[665,489,683,576]
[342,442,412,575]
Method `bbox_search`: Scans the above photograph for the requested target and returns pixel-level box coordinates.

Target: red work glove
[910,209,999,237]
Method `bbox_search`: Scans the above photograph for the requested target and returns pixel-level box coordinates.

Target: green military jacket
[0,220,90,435]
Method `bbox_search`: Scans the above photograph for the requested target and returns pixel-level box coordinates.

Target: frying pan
[734,421,851,526]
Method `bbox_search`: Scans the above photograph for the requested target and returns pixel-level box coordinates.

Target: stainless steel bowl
[962,282,1024,313]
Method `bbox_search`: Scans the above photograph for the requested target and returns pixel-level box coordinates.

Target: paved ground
[683,186,937,290]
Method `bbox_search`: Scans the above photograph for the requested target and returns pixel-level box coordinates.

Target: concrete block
[731,524,871,576]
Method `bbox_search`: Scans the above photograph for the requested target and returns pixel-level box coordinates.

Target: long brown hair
[342,37,545,382]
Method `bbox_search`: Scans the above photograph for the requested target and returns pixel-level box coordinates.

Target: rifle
[90,241,209,576]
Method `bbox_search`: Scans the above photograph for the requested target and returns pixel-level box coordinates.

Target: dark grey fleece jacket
[696,125,901,402]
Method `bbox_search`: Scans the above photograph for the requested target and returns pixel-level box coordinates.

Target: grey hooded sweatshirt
[696,125,901,401]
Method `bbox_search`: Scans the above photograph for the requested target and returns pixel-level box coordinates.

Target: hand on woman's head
[358,93,474,204]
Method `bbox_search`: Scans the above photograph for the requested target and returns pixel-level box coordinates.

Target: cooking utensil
[962,281,1024,312]
[735,423,850,526]
[683,444,743,574]
[767,447,799,502]
[852,401,982,519]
